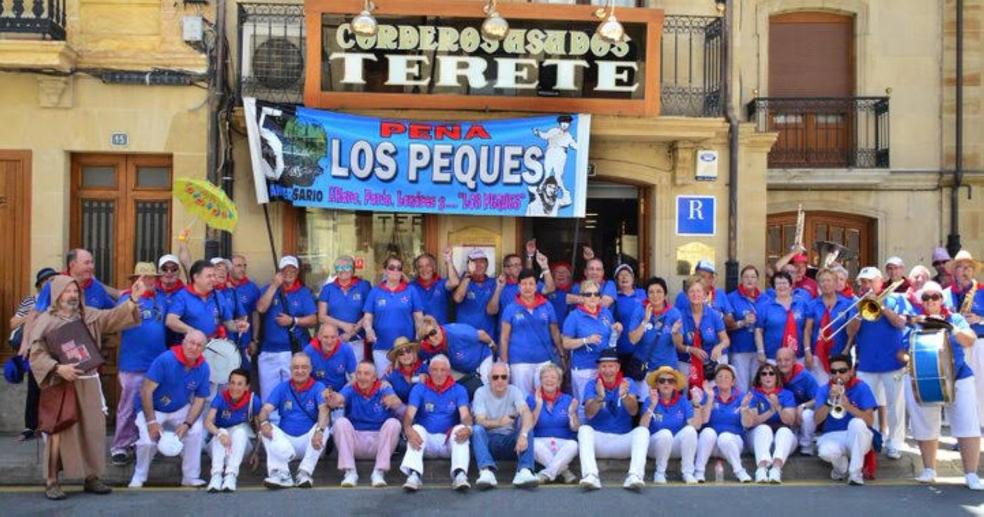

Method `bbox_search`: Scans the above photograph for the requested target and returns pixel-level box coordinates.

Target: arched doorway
[767,210,875,278]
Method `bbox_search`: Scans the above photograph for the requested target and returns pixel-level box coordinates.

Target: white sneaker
[476,468,497,490]
[623,473,644,491]
[181,478,206,488]
[341,469,359,488]
[560,469,578,484]
[264,470,293,489]
[682,473,698,485]
[536,471,552,484]
[652,471,667,485]
[452,471,470,491]
[799,444,815,456]
[403,471,422,492]
[830,468,847,481]
[885,446,902,460]
[915,468,937,483]
[754,467,768,483]
[295,470,314,488]
[694,471,706,483]
[768,466,782,484]
[579,473,601,490]
[735,469,752,483]
[370,469,387,488]
[848,471,864,486]
[512,468,539,488]
[206,474,223,493]
[221,474,237,492]
[965,473,984,491]
[127,477,144,489]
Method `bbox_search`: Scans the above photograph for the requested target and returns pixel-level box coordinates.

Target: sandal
[45,482,66,501]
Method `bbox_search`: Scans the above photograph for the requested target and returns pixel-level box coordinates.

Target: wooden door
[767,211,873,279]
[0,151,31,362]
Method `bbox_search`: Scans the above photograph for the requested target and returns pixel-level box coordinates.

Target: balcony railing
[660,15,722,117]
[747,97,890,169]
[0,0,66,40]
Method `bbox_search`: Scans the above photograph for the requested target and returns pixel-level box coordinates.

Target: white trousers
[399,424,471,476]
[373,350,391,377]
[647,426,697,476]
[798,408,816,448]
[906,375,981,440]
[749,425,797,466]
[261,424,330,476]
[577,425,649,478]
[971,337,984,425]
[570,368,597,404]
[209,424,253,476]
[731,352,758,394]
[133,407,205,483]
[857,369,906,449]
[259,351,292,403]
[511,360,553,395]
[695,428,745,476]
[533,437,579,480]
[816,418,873,475]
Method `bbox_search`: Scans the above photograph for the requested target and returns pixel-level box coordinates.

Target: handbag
[38,381,78,434]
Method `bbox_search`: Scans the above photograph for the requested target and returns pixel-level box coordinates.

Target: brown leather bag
[38,381,78,434]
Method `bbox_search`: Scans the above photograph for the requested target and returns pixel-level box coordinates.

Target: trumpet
[820,278,907,340]
[829,378,846,420]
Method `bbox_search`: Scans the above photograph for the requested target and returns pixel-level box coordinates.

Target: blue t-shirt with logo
[946,284,984,337]
[854,293,908,372]
[581,377,638,434]
[410,277,451,325]
[563,307,617,370]
[266,380,326,436]
[805,295,856,359]
[231,279,262,346]
[754,297,809,359]
[167,287,233,341]
[340,384,398,431]
[815,380,877,433]
[642,394,694,435]
[318,278,372,329]
[527,392,576,440]
[444,323,493,374]
[141,350,210,413]
[259,284,317,353]
[364,283,423,351]
[747,388,796,427]
[701,387,745,437]
[783,367,819,405]
[628,304,681,369]
[117,292,168,373]
[502,297,558,364]
[455,277,497,337]
[211,392,262,429]
[677,304,726,362]
[304,342,356,391]
[727,290,767,354]
[408,382,469,434]
[613,288,646,355]
[384,362,428,403]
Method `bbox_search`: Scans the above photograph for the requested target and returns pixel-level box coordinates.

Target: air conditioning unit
[240,14,305,93]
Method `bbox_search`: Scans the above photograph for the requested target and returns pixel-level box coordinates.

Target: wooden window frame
[0,150,32,362]
[767,210,874,270]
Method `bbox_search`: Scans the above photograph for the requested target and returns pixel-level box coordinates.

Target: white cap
[614,263,634,278]
[278,255,299,270]
[210,257,232,268]
[695,259,716,274]
[158,254,180,269]
[916,281,944,299]
[857,266,883,280]
[157,431,184,457]
[467,248,488,261]
[885,256,904,267]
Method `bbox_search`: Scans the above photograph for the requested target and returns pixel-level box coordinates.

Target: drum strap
[289,385,319,424]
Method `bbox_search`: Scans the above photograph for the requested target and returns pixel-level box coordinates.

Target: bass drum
[908,329,956,405]
[203,338,242,385]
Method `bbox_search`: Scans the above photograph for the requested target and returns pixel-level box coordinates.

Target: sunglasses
[760,370,776,377]
[425,329,439,338]
[491,374,509,381]
[397,348,414,356]
[830,367,850,374]
[921,293,942,302]
[161,266,179,273]
[582,292,601,298]
[656,377,676,385]
[386,265,403,272]
[335,265,353,272]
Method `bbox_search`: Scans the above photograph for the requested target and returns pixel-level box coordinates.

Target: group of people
[9,239,984,500]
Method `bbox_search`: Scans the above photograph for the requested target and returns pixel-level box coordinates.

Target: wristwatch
[315,426,325,433]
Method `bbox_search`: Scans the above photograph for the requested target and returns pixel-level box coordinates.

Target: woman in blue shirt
[318,256,372,363]
[754,271,808,364]
[561,279,622,403]
[673,276,729,388]
[727,265,767,393]
[639,366,702,484]
[694,364,751,482]
[740,363,797,484]
[501,269,562,394]
[627,277,682,395]
[382,338,427,413]
[363,256,424,374]
[613,264,646,369]
[409,250,460,325]
[527,364,580,484]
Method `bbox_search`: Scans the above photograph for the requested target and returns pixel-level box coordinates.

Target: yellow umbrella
[173,178,239,232]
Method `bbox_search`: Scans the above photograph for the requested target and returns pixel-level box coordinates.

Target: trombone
[819,278,907,340]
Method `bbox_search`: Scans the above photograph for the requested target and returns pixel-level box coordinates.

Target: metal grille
[660,16,723,117]
[0,0,66,40]
[238,3,305,104]
[81,200,115,282]
[134,200,169,265]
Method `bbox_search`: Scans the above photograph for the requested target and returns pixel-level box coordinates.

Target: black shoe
[111,452,130,466]
[17,429,36,442]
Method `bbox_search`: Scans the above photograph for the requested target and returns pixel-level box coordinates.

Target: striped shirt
[15,295,35,318]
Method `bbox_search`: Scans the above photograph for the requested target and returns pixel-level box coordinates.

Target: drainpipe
[722,0,740,292]
[206,0,230,259]
[946,0,963,257]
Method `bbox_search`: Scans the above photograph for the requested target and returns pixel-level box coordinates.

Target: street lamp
[594,0,628,44]
[481,0,509,41]
[351,0,377,37]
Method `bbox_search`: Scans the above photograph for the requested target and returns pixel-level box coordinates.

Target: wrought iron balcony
[660,15,722,117]
[0,0,66,40]
[747,97,890,169]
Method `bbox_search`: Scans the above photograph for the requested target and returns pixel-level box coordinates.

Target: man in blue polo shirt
[329,361,403,488]
[776,347,820,455]
[166,259,246,345]
[257,352,331,489]
[256,256,317,401]
[452,249,498,337]
[577,349,648,491]
[318,255,372,362]
[34,248,117,312]
[110,263,170,466]
[409,250,461,325]
[129,330,211,489]
[813,354,876,486]
[305,324,356,393]
[400,354,473,492]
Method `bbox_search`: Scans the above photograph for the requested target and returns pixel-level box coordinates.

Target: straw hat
[948,250,982,272]
[645,366,686,391]
[386,336,420,363]
[129,262,161,279]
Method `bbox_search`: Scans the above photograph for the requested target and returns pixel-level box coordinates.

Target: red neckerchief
[642,299,671,317]
[516,293,548,310]
[659,392,682,408]
[755,385,782,396]
[291,377,316,393]
[63,270,93,289]
[415,275,441,289]
[186,284,212,300]
[830,376,861,389]
[310,338,340,361]
[715,387,737,404]
[281,279,303,294]
[688,312,705,390]
[471,274,488,283]
[157,278,185,295]
[380,280,408,293]
[951,279,977,296]
[354,379,382,399]
[540,387,561,404]
[170,345,204,368]
[419,330,446,355]
[781,363,805,385]
[505,277,518,285]
[780,302,800,353]
[841,285,855,298]
[598,371,624,391]
[816,305,834,373]
[230,276,251,288]
[425,375,455,394]
[578,304,601,317]
[222,389,250,411]
[737,284,761,300]
[397,359,423,378]
[214,281,228,291]
[554,279,572,291]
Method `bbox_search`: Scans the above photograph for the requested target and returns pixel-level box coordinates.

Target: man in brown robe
[29,275,146,500]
